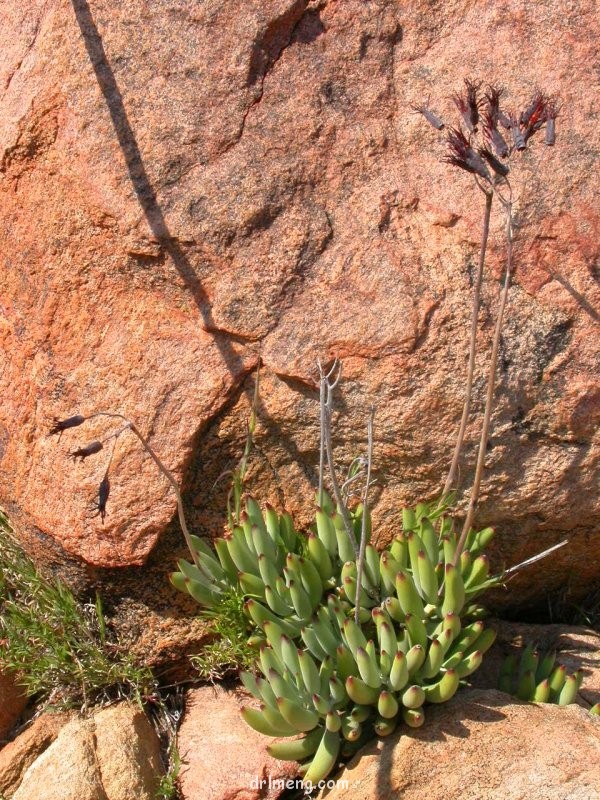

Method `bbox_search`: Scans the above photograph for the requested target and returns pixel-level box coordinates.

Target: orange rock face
[0,0,598,607]
[318,689,600,800]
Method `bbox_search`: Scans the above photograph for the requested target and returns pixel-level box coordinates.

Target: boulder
[9,702,162,800]
[318,689,600,800]
[0,712,71,797]
[11,718,106,800]
[177,685,299,800]
[93,703,164,800]
[0,0,597,618]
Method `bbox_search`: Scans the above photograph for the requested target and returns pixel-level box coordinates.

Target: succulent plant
[171,493,500,633]
[170,490,503,784]
[498,644,584,705]
[169,490,369,621]
[240,591,497,783]
[234,497,500,784]
[169,496,304,609]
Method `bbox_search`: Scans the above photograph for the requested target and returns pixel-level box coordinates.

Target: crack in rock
[222,0,312,155]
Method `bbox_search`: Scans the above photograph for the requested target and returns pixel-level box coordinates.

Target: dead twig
[355,408,375,623]
[318,360,359,557]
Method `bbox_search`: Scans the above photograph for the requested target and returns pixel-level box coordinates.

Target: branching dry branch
[69,411,205,574]
[318,359,359,556]
[355,407,375,623]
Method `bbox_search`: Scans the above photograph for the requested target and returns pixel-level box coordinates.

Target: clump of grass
[0,511,153,707]
[155,742,182,800]
[190,588,256,682]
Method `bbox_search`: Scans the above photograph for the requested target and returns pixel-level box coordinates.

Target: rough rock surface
[177,685,299,800]
[0,672,27,743]
[319,689,600,800]
[0,712,71,797]
[92,703,165,800]
[0,0,598,613]
[9,703,162,800]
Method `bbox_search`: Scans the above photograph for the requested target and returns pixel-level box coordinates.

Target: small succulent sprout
[402,685,425,709]
[402,507,417,531]
[517,669,536,701]
[267,728,323,762]
[341,716,362,741]
[590,703,600,717]
[377,690,399,719]
[533,678,551,703]
[412,103,445,130]
[499,646,583,705]
[69,440,104,461]
[402,706,425,728]
[443,127,491,181]
[373,715,397,736]
[49,414,86,438]
[557,673,579,706]
[548,663,568,697]
[423,668,460,703]
[325,710,342,732]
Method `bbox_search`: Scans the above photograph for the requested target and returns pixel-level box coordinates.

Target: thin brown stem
[127,422,203,572]
[88,412,202,569]
[443,189,493,497]
[455,204,513,562]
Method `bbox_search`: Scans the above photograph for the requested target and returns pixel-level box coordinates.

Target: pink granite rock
[8,702,162,800]
[0,0,597,611]
[318,689,600,800]
[177,686,299,800]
